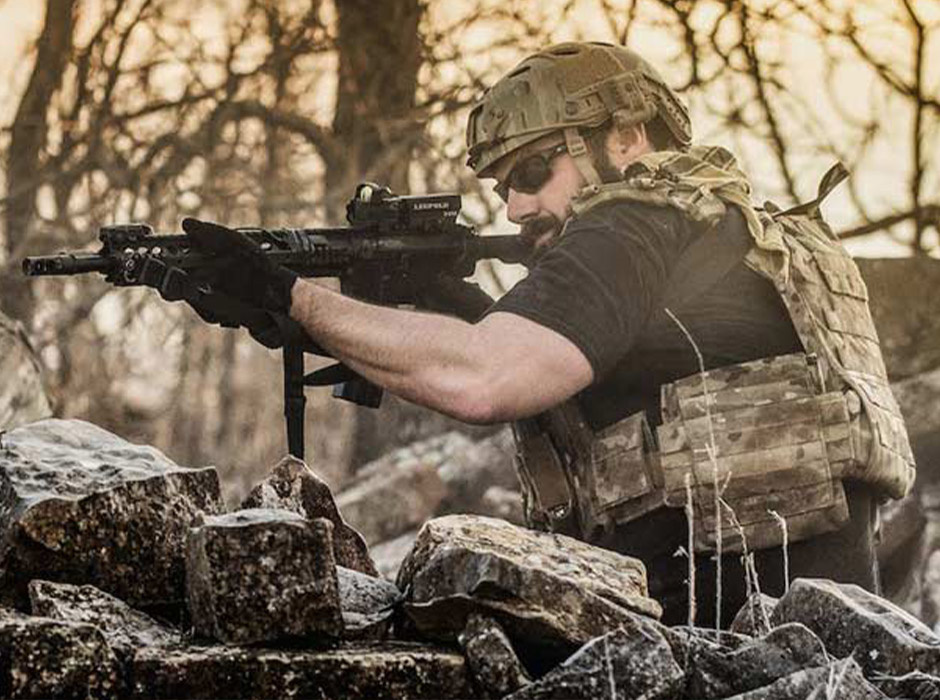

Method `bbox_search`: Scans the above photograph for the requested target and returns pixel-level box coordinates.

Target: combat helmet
[466,42,691,185]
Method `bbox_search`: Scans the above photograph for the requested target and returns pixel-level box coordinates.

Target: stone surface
[0,313,52,431]
[857,256,940,380]
[371,529,418,582]
[241,455,378,576]
[185,509,343,645]
[871,670,940,700]
[685,623,829,699]
[892,367,940,439]
[129,641,473,700]
[459,613,531,698]
[0,607,121,699]
[730,593,779,637]
[436,430,520,514]
[337,448,447,546]
[771,578,940,676]
[724,658,885,699]
[506,615,683,700]
[28,579,182,660]
[478,486,525,525]
[398,515,660,653]
[338,566,402,639]
[0,419,223,609]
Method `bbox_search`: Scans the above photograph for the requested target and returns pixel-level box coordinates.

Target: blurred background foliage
[0,0,936,503]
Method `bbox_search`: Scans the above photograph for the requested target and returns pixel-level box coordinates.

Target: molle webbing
[568,147,915,499]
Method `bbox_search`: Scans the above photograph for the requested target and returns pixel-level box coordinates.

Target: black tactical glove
[182,217,298,314]
[416,275,495,323]
[138,254,320,352]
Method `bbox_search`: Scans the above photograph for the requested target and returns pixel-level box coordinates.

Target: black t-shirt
[486,200,803,429]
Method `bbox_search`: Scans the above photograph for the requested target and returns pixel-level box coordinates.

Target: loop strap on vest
[779,162,848,219]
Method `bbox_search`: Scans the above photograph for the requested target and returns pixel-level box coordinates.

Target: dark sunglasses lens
[509,155,553,194]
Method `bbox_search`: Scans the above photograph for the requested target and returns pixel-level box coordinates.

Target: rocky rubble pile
[2,419,940,699]
[335,429,524,579]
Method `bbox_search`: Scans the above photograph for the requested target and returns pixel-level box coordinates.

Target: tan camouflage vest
[512,146,915,553]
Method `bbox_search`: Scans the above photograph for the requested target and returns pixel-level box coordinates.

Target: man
[183,42,914,627]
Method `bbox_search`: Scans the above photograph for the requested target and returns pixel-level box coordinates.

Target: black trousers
[603,480,880,628]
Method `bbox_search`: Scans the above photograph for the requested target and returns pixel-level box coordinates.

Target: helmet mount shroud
[466,42,692,188]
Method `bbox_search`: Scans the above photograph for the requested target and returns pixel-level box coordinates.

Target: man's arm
[289,280,594,424]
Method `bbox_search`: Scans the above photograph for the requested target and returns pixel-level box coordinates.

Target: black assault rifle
[23,183,531,459]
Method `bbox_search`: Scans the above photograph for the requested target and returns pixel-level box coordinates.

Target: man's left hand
[182,217,298,314]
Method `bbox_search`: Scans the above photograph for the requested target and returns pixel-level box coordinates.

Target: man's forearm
[288,279,494,421]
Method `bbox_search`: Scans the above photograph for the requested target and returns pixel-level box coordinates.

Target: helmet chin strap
[564,127,603,188]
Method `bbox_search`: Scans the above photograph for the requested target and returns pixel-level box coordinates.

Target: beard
[520,214,563,267]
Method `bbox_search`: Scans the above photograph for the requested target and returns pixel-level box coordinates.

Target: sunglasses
[494,143,568,202]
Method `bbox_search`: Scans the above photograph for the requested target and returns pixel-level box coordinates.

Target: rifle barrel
[22,253,112,276]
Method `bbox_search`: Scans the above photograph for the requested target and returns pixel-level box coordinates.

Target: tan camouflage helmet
[466,42,692,183]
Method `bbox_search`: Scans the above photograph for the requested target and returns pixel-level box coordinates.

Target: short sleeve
[486,202,692,378]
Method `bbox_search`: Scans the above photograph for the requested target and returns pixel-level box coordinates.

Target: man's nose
[506,188,538,224]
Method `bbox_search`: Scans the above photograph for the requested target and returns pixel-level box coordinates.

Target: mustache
[520,215,561,241]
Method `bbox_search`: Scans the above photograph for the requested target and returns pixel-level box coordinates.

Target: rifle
[23,183,531,459]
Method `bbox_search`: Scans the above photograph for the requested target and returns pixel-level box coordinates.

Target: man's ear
[610,116,648,153]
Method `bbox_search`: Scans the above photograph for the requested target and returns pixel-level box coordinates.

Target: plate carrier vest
[511,146,915,553]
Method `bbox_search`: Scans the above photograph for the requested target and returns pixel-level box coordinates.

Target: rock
[724,657,884,699]
[0,607,121,699]
[398,515,660,654]
[857,256,940,380]
[371,530,419,582]
[337,451,446,546]
[771,578,940,676]
[0,312,52,431]
[479,486,525,525]
[241,454,378,576]
[436,430,520,514]
[878,492,927,604]
[505,616,683,700]
[338,566,402,639]
[128,641,473,699]
[922,549,940,634]
[28,579,182,659]
[185,509,343,644]
[459,614,531,698]
[0,419,223,609]
[892,367,940,439]
[872,670,940,700]
[685,623,829,699]
[730,593,779,637]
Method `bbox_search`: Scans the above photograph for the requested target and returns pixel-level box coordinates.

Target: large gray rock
[0,419,222,609]
[478,485,525,525]
[0,607,121,699]
[0,312,52,431]
[684,623,829,699]
[459,613,531,698]
[892,367,940,439]
[729,593,779,637]
[338,566,402,639]
[724,658,884,699]
[371,529,419,581]
[857,256,940,380]
[398,515,660,652]
[506,615,683,700]
[337,447,447,546]
[436,429,520,514]
[185,509,343,645]
[27,579,182,660]
[241,455,378,576]
[771,578,940,676]
[128,641,473,699]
